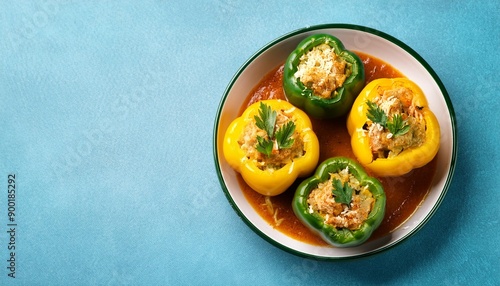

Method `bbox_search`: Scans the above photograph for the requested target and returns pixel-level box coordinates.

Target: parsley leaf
[366,101,410,138]
[332,179,353,205]
[366,100,387,127]
[253,102,296,157]
[256,136,273,156]
[254,102,277,138]
[275,121,295,150]
[387,114,410,137]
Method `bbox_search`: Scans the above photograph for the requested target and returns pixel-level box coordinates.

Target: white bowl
[213,24,457,259]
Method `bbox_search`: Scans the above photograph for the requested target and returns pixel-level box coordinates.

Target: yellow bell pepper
[223,99,320,196]
[347,78,440,177]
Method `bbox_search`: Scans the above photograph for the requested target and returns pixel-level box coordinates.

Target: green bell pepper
[283,34,365,118]
[292,157,386,247]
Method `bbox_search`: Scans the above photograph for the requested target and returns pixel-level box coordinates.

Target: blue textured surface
[0,1,499,285]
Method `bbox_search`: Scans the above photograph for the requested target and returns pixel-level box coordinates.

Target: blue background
[1,1,499,285]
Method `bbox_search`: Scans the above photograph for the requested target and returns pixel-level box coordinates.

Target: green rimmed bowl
[213,24,457,260]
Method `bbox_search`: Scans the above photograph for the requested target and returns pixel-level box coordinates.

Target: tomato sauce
[238,51,438,246]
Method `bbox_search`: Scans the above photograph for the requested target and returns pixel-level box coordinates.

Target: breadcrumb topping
[294,43,350,99]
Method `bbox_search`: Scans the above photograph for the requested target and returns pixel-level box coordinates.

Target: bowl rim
[213,23,457,260]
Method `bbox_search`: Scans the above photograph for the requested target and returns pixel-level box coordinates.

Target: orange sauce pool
[238,52,438,246]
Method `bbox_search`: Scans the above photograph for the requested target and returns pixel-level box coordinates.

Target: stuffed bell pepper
[223,100,319,196]
[292,157,386,247]
[347,78,440,176]
[283,34,365,118]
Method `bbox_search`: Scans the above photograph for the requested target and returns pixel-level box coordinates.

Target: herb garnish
[366,100,387,127]
[332,179,353,205]
[275,121,295,149]
[254,102,296,157]
[387,113,410,137]
[366,100,409,137]
[256,136,273,156]
[255,102,276,139]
